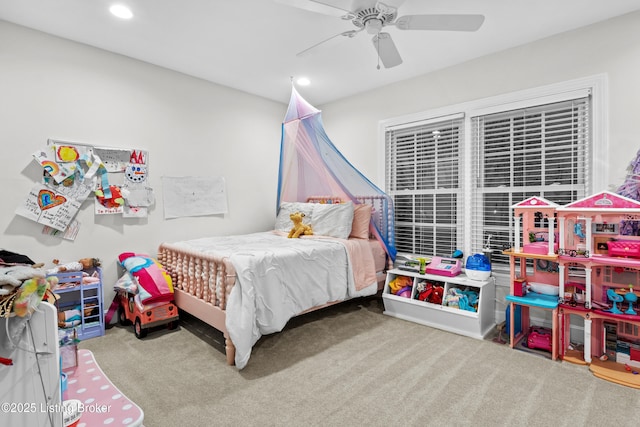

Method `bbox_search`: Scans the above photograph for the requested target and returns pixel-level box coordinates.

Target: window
[382,76,605,271]
[470,97,590,269]
[385,115,464,257]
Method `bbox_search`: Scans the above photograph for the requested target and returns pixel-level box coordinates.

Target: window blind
[386,115,464,256]
[471,97,591,269]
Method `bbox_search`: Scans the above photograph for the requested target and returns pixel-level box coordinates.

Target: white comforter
[171,231,378,369]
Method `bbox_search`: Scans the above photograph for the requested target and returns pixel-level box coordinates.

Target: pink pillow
[350,204,372,239]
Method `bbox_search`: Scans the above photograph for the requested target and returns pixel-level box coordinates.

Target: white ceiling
[2,0,640,105]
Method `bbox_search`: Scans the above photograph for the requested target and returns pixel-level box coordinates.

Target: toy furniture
[625,289,637,315]
[158,196,392,369]
[49,267,105,341]
[607,288,624,314]
[382,268,496,339]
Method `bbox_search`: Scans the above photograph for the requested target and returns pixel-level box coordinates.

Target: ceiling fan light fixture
[365,19,383,35]
[296,77,311,86]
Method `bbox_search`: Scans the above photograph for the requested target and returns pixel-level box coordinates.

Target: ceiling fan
[278,0,485,69]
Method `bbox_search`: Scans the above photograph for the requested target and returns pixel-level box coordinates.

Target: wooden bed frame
[157,195,393,365]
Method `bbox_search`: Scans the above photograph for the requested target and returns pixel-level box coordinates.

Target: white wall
[321,11,640,192]
[0,21,286,298]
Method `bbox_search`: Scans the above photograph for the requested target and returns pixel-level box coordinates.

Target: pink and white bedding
[168,230,378,368]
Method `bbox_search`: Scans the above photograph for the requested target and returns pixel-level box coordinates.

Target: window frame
[379,74,608,273]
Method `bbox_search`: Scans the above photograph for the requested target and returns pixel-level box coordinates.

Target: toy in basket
[115,253,178,338]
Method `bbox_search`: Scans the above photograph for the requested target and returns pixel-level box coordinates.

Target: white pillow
[311,201,354,239]
[275,202,315,231]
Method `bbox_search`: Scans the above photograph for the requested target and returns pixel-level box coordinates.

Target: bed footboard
[158,243,237,365]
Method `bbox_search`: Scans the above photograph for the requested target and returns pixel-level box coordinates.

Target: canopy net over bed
[277,86,396,260]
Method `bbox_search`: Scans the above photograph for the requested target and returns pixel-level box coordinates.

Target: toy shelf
[382,269,495,340]
[50,267,105,341]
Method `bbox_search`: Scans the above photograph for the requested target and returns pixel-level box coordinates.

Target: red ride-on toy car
[116,290,179,338]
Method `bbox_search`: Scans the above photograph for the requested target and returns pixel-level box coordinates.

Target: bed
[157,196,393,369]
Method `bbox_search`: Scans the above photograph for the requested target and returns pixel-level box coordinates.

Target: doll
[47,258,101,275]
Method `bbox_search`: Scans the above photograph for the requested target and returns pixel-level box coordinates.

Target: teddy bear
[46,258,101,275]
[288,211,313,238]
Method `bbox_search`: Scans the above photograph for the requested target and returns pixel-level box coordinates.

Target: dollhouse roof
[557,190,640,212]
[511,196,560,209]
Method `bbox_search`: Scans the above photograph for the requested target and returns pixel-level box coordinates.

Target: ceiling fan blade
[372,32,403,68]
[395,14,485,31]
[297,29,361,57]
[275,0,355,19]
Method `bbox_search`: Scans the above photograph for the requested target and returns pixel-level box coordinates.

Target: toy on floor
[115,289,178,338]
[288,211,313,238]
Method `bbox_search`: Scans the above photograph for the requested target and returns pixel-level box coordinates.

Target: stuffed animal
[0,265,46,294]
[47,258,101,275]
[288,211,313,238]
[13,276,57,317]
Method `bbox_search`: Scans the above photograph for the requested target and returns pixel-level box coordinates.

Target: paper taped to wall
[161,176,228,219]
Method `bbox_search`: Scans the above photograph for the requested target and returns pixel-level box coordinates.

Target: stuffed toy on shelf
[46,258,101,275]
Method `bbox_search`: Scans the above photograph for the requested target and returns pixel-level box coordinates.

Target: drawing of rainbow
[41,160,60,176]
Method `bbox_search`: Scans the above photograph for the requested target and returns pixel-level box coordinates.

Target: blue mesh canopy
[277,86,396,260]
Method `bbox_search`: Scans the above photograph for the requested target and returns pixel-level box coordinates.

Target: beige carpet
[80,297,640,427]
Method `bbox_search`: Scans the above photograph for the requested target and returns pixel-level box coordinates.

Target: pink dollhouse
[506,191,640,389]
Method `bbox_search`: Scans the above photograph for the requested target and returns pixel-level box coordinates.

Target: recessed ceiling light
[296,77,311,86]
[110,4,133,20]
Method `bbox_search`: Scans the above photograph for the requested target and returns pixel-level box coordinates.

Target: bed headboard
[306,195,394,246]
